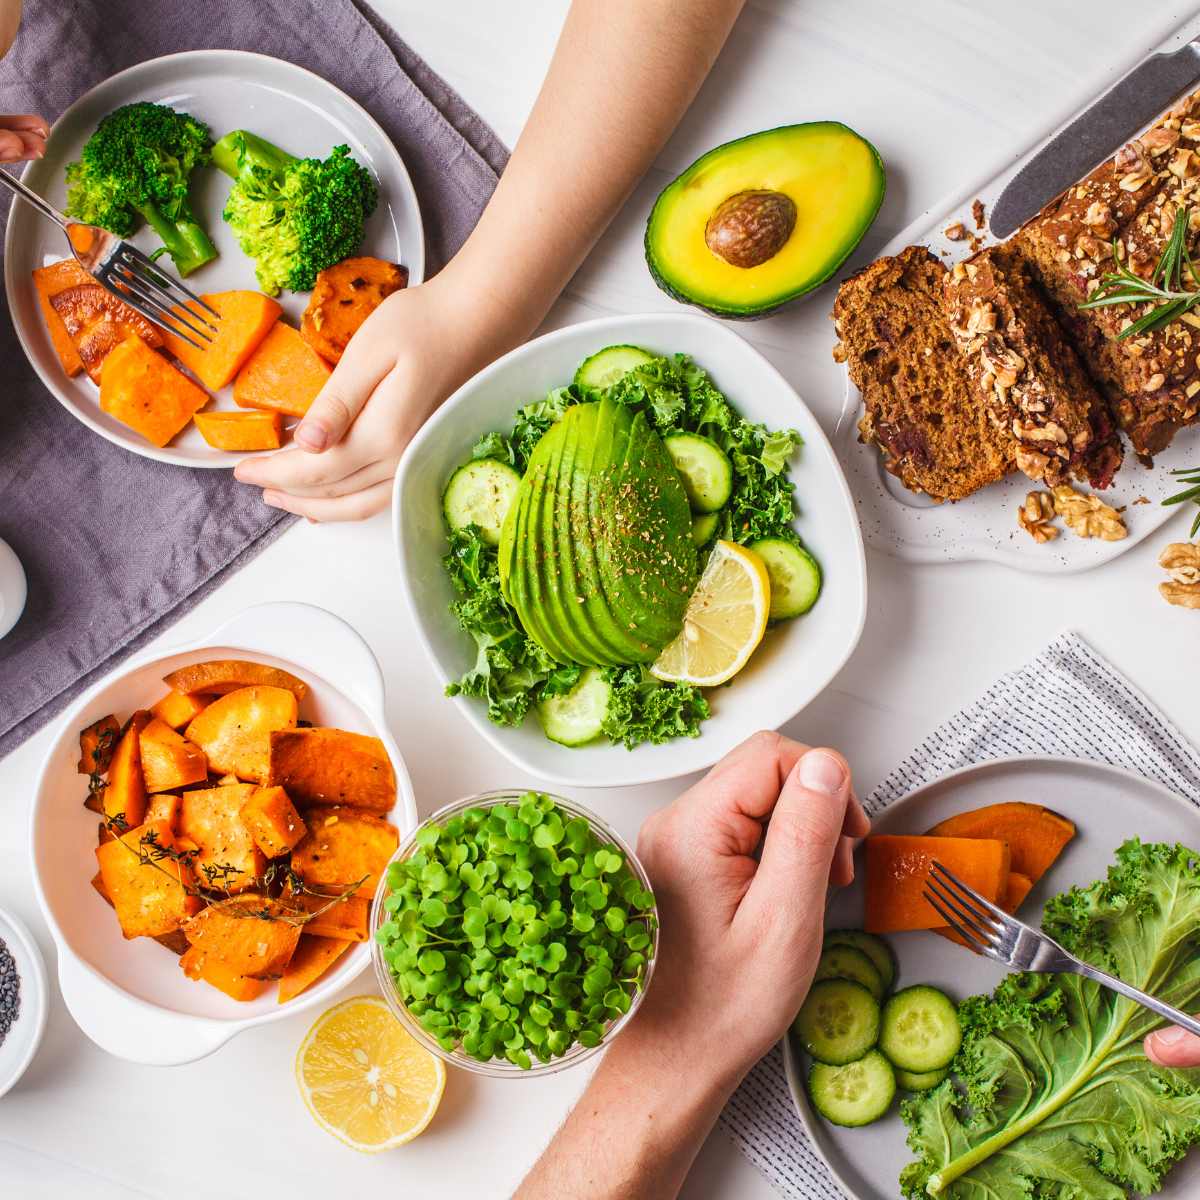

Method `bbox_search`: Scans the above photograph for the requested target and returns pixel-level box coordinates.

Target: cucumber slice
[896,1066,949,1092]
[792,978,880,1066]
[443,459,522,547]
[814,945,885,1001]
[808,1050,895,1127]
[879,986,961,1073]
[824,931,897,992]
[748,537,822,619]
[574,344,656,392]
[663,433,733,513]
[536,667,612,747]
[691,511,721,547]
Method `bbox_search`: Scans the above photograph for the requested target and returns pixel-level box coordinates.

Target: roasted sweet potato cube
[91,869,113,906]
[185,685,299,782]
[151,690,210,730]
[163,659,309,699]
[182,896,300,978]
[290,806,399,894]
[194,410,283,451]
[98,820,116,845]
[240,786,305,858]
[102,711,151,827]
[161,290,281,391]
[99,335,209,448]
[144,793,182,831]
[154,930,189,956]
[50,283,163,382]
[95,819,203,939]
[233,320,331,418]
[78,714,120,774]
[33,258,92,375]
[277,935,353,1004]
[139,717,208,793]
[280,890,369,942]
[215,774,240,786]
[300,257,408,365]
[180,943,268,1002]
[179,784,265,893]
[268,728,396,813]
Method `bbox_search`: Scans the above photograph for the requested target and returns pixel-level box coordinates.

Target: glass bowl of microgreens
[371,789,658,1076]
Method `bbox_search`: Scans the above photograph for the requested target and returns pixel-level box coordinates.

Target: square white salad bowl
[30,602,417,1065]
[393,312,867,788]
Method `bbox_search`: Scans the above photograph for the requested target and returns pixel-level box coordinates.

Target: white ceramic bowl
[29,602,417,1065]
[393,312,867,789]
[0,906,48,1099]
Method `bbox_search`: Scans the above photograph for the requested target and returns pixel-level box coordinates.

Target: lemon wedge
[296,995,445,1152]
[650,539,770,687]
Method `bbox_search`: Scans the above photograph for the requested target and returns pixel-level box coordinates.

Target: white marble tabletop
[1,2,1198,1197]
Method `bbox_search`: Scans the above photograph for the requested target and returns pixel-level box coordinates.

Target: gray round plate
[783,755,1200,1200]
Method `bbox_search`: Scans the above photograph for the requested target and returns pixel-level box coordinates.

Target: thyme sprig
[1164,464,1200,539]
[1080,205,1200,340]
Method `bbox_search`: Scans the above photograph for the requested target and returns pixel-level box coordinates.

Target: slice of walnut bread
[942,244,1122,489]
[834,246,1013,501]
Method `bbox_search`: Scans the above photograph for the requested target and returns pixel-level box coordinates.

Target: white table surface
[2,2,1199,1197]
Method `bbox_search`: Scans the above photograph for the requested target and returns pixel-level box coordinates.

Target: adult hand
[632,730,870,1080]
[1145,1024,1200,1067]
[0,113,47,162]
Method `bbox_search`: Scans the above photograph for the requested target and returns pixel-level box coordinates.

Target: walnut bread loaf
[942,244,1123,488]
[834,247,1013,501]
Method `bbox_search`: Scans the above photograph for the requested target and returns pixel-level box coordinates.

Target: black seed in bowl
[0,936,20,1049]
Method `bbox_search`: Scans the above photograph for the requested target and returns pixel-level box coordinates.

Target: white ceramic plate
[4,49,424,469]
[394,311,867,790]
[837,11,1200,573]
[783,756,1200,1200]
[30,602,417,1065]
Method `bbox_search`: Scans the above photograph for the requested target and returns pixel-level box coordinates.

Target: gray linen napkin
[0,0,508,757]
[717,631,1200,1199]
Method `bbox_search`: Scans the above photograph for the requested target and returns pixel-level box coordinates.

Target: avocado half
[499,398,694,666]
[645,122,885,319]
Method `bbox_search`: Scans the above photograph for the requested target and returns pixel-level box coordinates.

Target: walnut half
[1017,491,1058,543]
[1159,542,1200,608]
[1051,485,1127,541]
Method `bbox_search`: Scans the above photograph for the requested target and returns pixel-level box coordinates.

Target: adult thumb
[294,338,391,453]
[742,748,852,935]
[1145,1024,1200,1068]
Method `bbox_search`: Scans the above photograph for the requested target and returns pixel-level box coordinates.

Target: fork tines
[923,861,1006,959]
[101,244,220,350]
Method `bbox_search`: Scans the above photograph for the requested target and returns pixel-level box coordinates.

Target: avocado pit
[704,189,797,269]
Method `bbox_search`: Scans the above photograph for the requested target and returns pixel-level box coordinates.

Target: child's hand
[234,273,492,521]
[0,114,48,162]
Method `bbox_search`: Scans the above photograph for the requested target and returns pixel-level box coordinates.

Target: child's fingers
[261,478,392,523]
[0,114,50,136]
[235,442,390,495]
[0,129,39,160]
[295,346,393,453]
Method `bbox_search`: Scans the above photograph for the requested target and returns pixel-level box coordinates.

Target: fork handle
[1075,960,1200,1040]
[0,164,70,230]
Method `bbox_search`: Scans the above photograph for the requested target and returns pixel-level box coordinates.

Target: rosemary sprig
[1164,464,1200,539]
[1080,205,1200,340]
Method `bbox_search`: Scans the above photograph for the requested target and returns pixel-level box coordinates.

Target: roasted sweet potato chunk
[139,717,208,793]
[102,711,151,827]
[185,685,299,782]
[194,410,284,451]
[180,944,268,1002]
[95,819,203,939]
[50,283,163,382]
[99,335,209,448]
[277,935,353,1003]
[290,806,399,894]
[91,869,113,906]
[926,802,1076,883]
[33,258,92,375]
[161,290,282,390]
[233,321,331,417]
[179,784,265,893]
[150,690,209,730]
[182,895,300,978]
[78,714,120,775]
[268,728,396,813]
[164,659,308,700]
[280,891,370,942]
[300,257,408,364]
[144,792,182,831]
[240,785,305,858]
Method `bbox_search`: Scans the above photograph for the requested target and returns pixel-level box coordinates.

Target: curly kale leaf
[600,666,709,750]
[900,839,1200,1199]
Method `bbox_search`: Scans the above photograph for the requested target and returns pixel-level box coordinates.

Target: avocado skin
[644,121,886,320]
[505,399,694,667]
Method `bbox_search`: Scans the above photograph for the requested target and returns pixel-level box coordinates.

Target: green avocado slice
[644,121,885,319]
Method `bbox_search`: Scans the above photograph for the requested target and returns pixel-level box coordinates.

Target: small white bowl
[0,906,49,1099]
[30,602,417,1066]
[393,312,867,789]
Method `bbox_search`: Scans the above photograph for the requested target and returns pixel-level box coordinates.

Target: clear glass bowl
[371,789,659,1078]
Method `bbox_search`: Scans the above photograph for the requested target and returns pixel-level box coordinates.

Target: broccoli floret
[212,130,377,295]
[65,102,217,277]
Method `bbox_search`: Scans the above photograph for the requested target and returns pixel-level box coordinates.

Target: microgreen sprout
[375,793,656,1069]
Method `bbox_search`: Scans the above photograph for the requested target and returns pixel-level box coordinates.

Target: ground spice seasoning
[0,935,20,1048]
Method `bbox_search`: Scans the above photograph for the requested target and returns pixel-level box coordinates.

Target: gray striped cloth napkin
[717,631,1200,1199]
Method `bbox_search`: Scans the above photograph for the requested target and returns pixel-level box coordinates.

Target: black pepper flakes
[0,935,20,1049]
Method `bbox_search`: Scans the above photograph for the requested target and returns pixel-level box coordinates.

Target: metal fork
[925,860,1200,1039]
[0,166,219,349]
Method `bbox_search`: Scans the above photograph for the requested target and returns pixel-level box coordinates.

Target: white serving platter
[838,13,1200,572]
[783,755,1200,1200]
[4,49,424,469]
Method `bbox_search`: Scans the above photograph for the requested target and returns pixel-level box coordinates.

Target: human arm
[515,732,870,1200]
[234,0,746,520]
